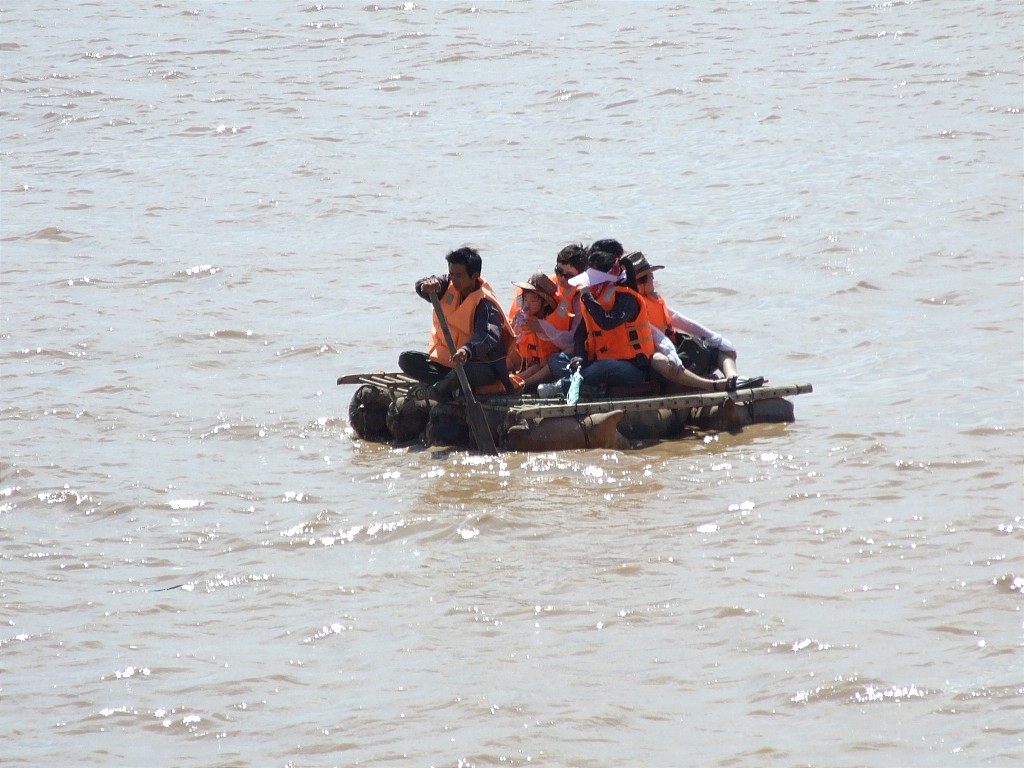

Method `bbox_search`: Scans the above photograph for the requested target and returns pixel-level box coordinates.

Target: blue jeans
[547,352,573,384]
[580,359,647,389]
[547,353,647,392]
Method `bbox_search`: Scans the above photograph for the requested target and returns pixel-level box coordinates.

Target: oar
[428,292,499,455]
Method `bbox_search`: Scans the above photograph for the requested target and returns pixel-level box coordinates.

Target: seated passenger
[546,248,655,394]
[528,242,589,356]
[509,272,561,392]
[398,246,519,401]
[625,251,761,391]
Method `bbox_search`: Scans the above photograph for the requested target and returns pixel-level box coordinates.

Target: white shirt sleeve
[651,325,683,365]
[535,293,583,353]
[535,313,583,353]
[666,305,736,354]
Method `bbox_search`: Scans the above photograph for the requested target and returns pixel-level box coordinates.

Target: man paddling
[399,246,518,401]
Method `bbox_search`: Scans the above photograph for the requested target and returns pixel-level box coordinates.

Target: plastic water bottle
[566,369,583,405]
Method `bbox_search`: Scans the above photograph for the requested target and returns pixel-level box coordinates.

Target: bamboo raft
[338,372,813,452]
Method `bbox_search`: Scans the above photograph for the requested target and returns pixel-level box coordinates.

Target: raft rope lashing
[576,414,592,450]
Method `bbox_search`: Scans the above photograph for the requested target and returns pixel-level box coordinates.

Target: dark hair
[589,248,639,292]
[556,243,588,272]
[446,246,482,277]
[589,238,624,258]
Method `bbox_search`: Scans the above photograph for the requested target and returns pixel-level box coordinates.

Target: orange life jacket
[641,292,673,336]
[581,283,655,361]
[476,372,525,396]
[547,283,577,333]
[429,278,516,368]
[507,287,525,324]
[514,320,560,367]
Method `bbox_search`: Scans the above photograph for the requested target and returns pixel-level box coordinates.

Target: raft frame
[338,372,812,421]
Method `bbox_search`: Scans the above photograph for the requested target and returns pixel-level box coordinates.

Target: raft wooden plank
[336,371,417,387]
[371,374,418,387]
[505,383,813,421]
[337,372,381,385]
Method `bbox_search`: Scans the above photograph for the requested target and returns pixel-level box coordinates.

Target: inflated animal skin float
[340,372,812,452]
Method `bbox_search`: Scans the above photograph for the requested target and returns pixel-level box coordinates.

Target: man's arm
[570,317,587,360]
[460,298,504,362]
[666,305,736,353]
[531,317,574,353]
[580,290,640,330]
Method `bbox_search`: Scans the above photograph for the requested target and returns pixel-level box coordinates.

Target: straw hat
[624,250,665,275]
[512,271,559,311]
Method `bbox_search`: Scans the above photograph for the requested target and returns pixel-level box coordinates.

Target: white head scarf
[568,267,624,289]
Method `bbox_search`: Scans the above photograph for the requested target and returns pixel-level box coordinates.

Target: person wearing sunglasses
[509,242,589,359]
[545,242,588,344]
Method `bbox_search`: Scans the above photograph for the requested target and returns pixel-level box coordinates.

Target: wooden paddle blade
[465,403,497,454]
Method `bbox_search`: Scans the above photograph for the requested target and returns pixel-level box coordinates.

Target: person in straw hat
[509,271,561,391]
[624,251,762,392]
[506,242,589,354]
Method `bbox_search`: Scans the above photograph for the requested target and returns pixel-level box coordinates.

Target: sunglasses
[636,275,653,284]
[555,267,577,279]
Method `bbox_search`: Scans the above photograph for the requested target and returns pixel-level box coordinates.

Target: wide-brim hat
[512,271,558,311]
[624,250,664,275]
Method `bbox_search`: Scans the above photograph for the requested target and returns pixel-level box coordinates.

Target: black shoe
[408,384,446,403]
[727,376,765,391]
